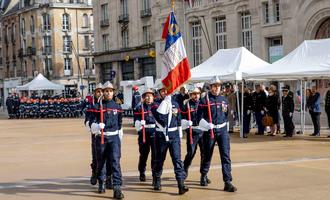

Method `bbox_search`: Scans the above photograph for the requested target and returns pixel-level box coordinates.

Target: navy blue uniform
[132,91,141,123]
[91,99,123,186]
[252,90,267,135]
[181,99,205,176]
[151,98,185,181]
[239,91,253,135]
[198,92,232,183]
[282,94,295,136]
[134,102,157,177]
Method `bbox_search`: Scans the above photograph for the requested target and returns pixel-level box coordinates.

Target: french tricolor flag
[161,12,191,94]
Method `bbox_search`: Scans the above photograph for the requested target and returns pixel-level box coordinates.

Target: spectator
[324,83,330,135]
[307,86,321,136]
[253,84,267,135]
[265,88,280,136]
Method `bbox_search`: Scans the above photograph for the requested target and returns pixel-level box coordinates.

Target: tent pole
[303,80,307,135]
[235,81,241,136]
[240,80,244,138]
[300,80,303,134]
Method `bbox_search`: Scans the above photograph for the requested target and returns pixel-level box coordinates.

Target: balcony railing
[42,46,52,55]
[140,9,152,18]
[100,19,110,27]
[118,14,129,23]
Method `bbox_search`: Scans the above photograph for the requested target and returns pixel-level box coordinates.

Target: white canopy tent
[191,47,269,82]
[244,38,330,136]
[190,47,269,138]
[16,73,64,91]
[244,38,330,80]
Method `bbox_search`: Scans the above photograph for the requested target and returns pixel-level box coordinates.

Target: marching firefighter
[85,83,103,186]
[181,87,208,181]
[198,76,237,192]
[151,85,189,195]
[134,88,157,182]
[90,81,124,199]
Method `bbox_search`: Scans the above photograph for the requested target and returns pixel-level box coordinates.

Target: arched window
[89,14,93,29]
[315,18,330,39]
[62,13,70,31]
[82,13,89,28]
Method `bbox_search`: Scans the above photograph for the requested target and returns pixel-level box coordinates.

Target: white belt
[144,124,156,128]
[214,122,227,129]
[156,127,178,132]
[96,131,119,136]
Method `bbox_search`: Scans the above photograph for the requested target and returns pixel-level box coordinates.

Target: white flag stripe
[162,37,187,73]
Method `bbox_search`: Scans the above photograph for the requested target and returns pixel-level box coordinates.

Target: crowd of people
[5,93,84,119]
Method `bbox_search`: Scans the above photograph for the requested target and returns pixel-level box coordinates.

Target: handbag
[262,113,274,126]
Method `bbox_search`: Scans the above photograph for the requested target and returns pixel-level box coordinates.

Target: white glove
[99,123,105,129]
[188,120,193,127]
[85,121,91,133]
[164,95,171,102]
[199,118,210,131]
[230,110,234,115]
[140,120,146,126]
[91,123,100,133]
[261,110,265,115]
[289,112,293,117]
[247,110,251,115]
[134,120,142,131]
[181,119,190,130]
[119,129,123,141]
[208,123,214,130]
[179,126,183,139]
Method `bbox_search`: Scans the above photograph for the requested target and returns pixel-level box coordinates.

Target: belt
[156,127,178,132]
[144,124,156,128]
[96,131,119,136]
[214,122,227,129]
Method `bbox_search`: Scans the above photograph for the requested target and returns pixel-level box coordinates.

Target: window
[84,35,89,49]
[143,25,151,44]
[90,14,94,29]
[63,36,71,53]
[101,4,109,21]
[215,17,227,50]
[191,21,202,67]
[43,13,51,31]
[142,0,150,10]
[32,59,36,73]
[273,0,280,22]
[122,29,129,48]
[82,14,89,28]
[32,37,35,48]
[193,0,202,8]
[262,2,269,24]
[21,18,25,36]
[85,57,90,70]
[30,15,35,34]
[43,35,52,54]
[64,58,72,70]
[23,39,26,52]
[122,60,134,80]
[241,12,252,52]
[121,0,128,15]
[62,14,70,31]
[11,23,15,42]
[102,34,109,51]
[45,58,52,72]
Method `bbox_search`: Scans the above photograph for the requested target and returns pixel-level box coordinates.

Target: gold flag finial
[171,0,175,11]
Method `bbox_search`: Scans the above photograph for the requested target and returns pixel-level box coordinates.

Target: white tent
[16,73,64,91]
[244,38,330,80]
[190,47,269,82]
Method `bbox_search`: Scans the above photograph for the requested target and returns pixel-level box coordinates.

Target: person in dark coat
[131,85,141,125]
[252,84,267,135]
[265,88,280,136]
[307,86,321,136]
[174,86,190,110]
[324,83,330,137]
[6,94,14,119]
[282,86,295,137]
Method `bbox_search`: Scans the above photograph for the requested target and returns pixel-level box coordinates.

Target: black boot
[106,176,113,189]
[224,181,237,192]
[178,180,189,195]
[113,186,124,199]
[98,180,105,194]
[200,174,208,186]
[139,173,146,182]
[90,164,97,185]
[153,177,162,191]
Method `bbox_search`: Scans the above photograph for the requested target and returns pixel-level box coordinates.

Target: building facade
[0,0,94,102]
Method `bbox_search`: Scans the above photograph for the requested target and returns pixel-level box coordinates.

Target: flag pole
[171,0,175,11]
